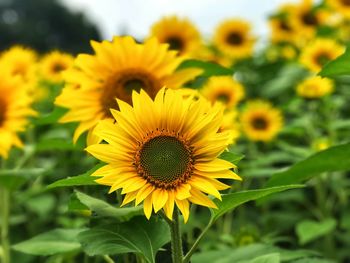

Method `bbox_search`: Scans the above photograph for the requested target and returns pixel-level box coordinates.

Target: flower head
[296,76,334,98]
[86,88,241,222]
[39,51,74,83]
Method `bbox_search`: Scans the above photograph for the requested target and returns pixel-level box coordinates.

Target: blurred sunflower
[327,0,350,19]
[299,38,344,72]
[192,45,232,67]
[55,36,202,143]
[221,110,240,144]
[149,16,202,56]
[214,19,255,59]
[39,51,74,83]
[240,101,283,142]
[201,76,245,109]
[289,0,329,41]
[0,74,36,158]
[296,76,334,98]
[86,88,241,222]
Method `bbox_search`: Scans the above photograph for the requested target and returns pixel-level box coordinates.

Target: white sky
[60,0,299,41]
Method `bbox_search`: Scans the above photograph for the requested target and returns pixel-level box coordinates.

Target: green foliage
[77,216,170,263]
[319,48,350,77]
[267,142,350,187]
[219,151,245,165]
[296,219,337,245]
[12,229,84,256]
[178,59,234,77]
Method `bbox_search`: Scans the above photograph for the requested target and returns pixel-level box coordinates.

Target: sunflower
[55,36,202,143]
[240,101,283,142]
[0,46,37,82]
[213,19,255,59]
[39,51,74,83]
[327,0,350,19]
[201,76,245,109]
[86,88,241,222]
[221,110,240,144]
[149,16,202,56]
[296,76,334,98]
[299,38,345,72]
[0,73,36,158]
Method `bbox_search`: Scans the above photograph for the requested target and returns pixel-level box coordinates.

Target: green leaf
[178,59,233,77]
[319,47,350,77]
[36,138,77,152]
[296,218,337,245]
[266,142,350,187]
[211,185,304,222]
[0,168,49,191]
[74,191,142,221]
[12,228,84,256]
[47,164,102,189]
[77,216,170,263]
[244,253,280,263]
[0,175,27,191]
[33,107,68,126]
[219,151,244,165]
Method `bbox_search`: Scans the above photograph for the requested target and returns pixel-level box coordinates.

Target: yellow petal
[143,195,153,219]
[175,199,190,223]
[121,191,137,206]
[152,189,168,212]
[188,188,217,209]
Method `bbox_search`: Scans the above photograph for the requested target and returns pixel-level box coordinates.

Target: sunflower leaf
[33,106,68,125]
[74,191,142,221]
[219,151,244,165]
[178,59,233,77]
[211,185,304,222]
[46,164,102,189]
[12,228,84,256]
[319,47,350,77]
[77,216,170,263]
[266,142,350,187]
[296,218,337,245]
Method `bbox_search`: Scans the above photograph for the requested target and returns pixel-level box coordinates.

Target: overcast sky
[60,0,299,41]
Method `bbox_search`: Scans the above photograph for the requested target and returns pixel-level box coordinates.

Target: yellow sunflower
[213,19,256,59]
[240,101,283,142]
[86,88,241,222]
[149,15,202,56]
[0,73,36,158]
[289,0,330,41]
[327,0,350,19]
[296,76,334,98]
[0,45,37,82]
[55,36,202,143]
[39,51,74,83]
[221,110,240,144]
[201,76,245,109]
[299,38,345,72]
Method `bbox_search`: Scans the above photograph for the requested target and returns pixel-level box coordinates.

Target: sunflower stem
[167,208,183,263]
[0,186,10,263]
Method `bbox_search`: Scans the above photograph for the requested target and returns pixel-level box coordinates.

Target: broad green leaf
[0,175,27,191]
[211,185,304,222]
[219,151,244,165]
[178,59,233,77]
[47,164,102,189]
[243,253,280,263]
[266,142,350,187]
[319,47,350,77]
[296,218,337,245]
[33,107,68,126]
[12,228,84,256]
[0,168,49,191]
[77,216,170,263]
[36,138,77,152]
[74,191,142,221]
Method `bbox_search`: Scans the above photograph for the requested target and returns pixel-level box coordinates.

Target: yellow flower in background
[55,36,202,143]
[312,138,331,152]
[192,45,233,67]
[240,100,283,142]
[201,76,245,109]
[0,46,37,82]
[39,51,74,83]
[214,19,255,59]
[221,110,241,144]
[86,88,241,222]
[149,16,202,56]
[327,0,350,19]
[0,73,36,158]
[296,76,334,98]
[299,38,344,72]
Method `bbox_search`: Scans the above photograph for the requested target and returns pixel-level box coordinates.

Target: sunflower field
[1,0,350,262]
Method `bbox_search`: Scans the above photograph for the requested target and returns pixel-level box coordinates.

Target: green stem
[164,209,183,263]
[0,186,10,263]
[183,219,213,263]
[103,255,115,263]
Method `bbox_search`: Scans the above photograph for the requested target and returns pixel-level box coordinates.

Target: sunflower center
[226,32,243,45]
[251,116,268,130]
[135,134,194,190]
[315,52,331,67]
[302,12,318,26]
[279,20,292,31]
[0,98,7,127]
[52,63,65,73]
[216,93,230,103]
[166,36,184,52]
[342,0,350,6]
[101,69,161,117]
